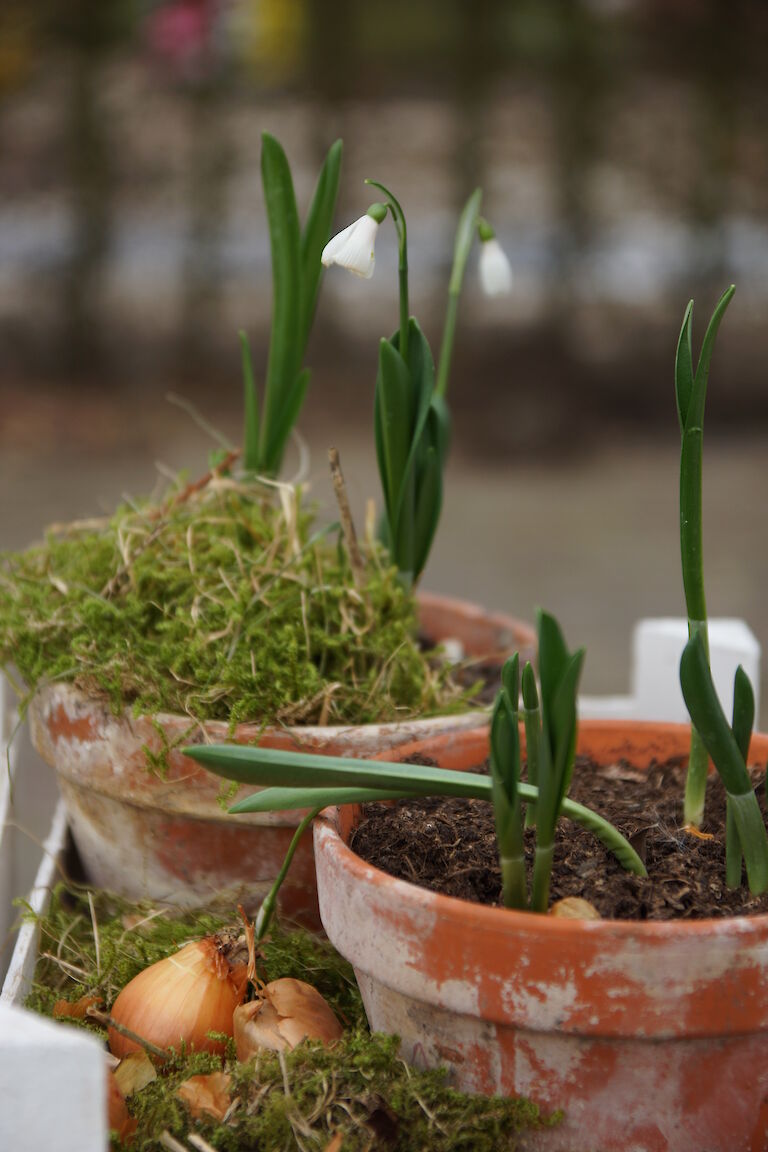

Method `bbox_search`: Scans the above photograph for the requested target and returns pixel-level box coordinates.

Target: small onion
[548,897,601,920]
[108,936,248,1059]
[234,977,343,1060]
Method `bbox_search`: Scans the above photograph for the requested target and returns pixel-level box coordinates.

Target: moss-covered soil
[0,470,470,728]
[26,885,554,1150]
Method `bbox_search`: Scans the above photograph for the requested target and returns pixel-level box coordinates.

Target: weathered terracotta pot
[314,721,768,1152]
[28,594,534,925]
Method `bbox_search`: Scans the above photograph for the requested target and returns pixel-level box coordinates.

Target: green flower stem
[435,188,482,400]
[398,254,409,365]
[366,179,409,365]
[254,806,321,940]
[436,290,459,400]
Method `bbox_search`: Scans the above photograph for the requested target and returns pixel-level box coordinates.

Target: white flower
[321,214,380,279]
[478,237,512,297]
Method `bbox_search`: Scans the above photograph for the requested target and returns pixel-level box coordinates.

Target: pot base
[355,972,768,1152]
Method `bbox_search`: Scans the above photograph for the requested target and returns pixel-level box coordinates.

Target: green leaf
[268,368,311,470]
[521,662,539,711]
[430,391,451,464]
[411,417,443,583]
[501,654,520,707]
[680,633,754,797]
[688,285,735,430]
[490,657,520,806]
[552,649,586,807]
[239,330,259,472]
[259,132,301,473]
[186,742,488,797]
[680,632,768,894]
[392,319,435,508]
[375,338,412,529]
[298,139,342,354]
[674,300,694,433]
[732,665,755,764]
[230,785,417,813]
[537,609,569,739]
[389,319,436,578]
[184,744,646,877]
[522,661,541,829]
[726,664,755,889]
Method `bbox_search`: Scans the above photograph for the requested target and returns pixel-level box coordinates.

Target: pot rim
[316,718,768,939]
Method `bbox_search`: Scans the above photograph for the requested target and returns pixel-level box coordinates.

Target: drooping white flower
[478,236,512,297]
[321,213,381,279]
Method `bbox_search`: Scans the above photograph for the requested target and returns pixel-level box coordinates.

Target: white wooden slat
[2,800,69,1006]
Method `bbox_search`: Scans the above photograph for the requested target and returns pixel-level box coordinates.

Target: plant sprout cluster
[677,288,768,895]
[186,609,648,922]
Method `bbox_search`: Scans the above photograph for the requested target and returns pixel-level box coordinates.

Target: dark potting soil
[350,756,768,920]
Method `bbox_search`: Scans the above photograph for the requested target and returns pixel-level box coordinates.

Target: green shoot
[675,285,735,826]
[242,134,342,478]
[680,632,768,895]
[529,611,586,912]
[522,661,540,829]
[489,655,527,909]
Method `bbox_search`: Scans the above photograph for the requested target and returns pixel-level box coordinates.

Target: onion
[234,977,343,1059]
[548,896,601,920]
[108,935,248,1059]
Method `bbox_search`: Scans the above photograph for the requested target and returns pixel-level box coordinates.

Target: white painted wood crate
[0,619,761,1151]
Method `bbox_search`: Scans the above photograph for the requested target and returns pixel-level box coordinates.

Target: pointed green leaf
[412,420,443,582]
[687,285,735,430]
[430,391,451,465]
[551,648,586,808]
[686,285,736,430]
[265,369,311,474]
[675,300,694,433]
[537,609,570,733]
[522,662,539,711]
[298,138,342,353]
[259,132,301,472]
[501,654,520,707]
[375,337,412,529]
[184,744,646,876]
[230,785,425,813]
[186,742,489,798]
[732,665,755,764]
[239,330,259,472]
[680,632,754,797]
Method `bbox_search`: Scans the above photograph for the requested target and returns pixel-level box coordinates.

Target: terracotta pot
[313,721,768,1152]
[28,594,534,925]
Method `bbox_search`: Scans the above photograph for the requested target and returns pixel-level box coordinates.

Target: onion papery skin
[108,937,247,1059]
[234,977,343,1059]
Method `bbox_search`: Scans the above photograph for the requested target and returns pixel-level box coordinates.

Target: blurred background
[1,0,767,705]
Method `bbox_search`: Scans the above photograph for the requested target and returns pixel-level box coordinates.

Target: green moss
[0,476,471,727]
[27,887,557,1151]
